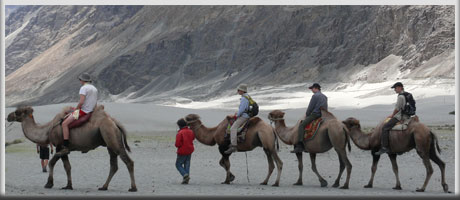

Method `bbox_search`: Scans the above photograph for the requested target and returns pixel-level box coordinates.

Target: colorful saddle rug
[304,118,323,141]
[224,117,250,143]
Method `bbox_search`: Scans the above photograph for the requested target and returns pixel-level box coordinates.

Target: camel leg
[271,149,283,187]
[429,148,449,193]
[416,153,433,192]
[388,154,402,190]
[294,152,303,185]
[60,155,73,190]
[219,145,235,184]
[260,149,275,186]
[309,153,328,187]
[119,152,137,192]
[44,154,61,189]
[364,151,381,188]
[98,148,118,191]
[335,149,352,189]
[332,153,345,188]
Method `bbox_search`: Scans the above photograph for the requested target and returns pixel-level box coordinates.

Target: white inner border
[1,0,458,196]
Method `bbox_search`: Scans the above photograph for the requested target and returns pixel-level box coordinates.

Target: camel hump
[320,108,337,120]
[248,117,262,127]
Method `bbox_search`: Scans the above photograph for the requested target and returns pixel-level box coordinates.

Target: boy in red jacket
[175,118,195,184]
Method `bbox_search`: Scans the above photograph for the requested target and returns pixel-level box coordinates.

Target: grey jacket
[306,91,328,117]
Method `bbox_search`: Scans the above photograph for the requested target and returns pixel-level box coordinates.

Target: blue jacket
[237,93,250,118]
[306,91,328,117]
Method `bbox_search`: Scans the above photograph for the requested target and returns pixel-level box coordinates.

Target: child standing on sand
[175,118,195,184]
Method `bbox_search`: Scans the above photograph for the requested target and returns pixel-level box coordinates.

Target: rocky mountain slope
[5,5,455,107]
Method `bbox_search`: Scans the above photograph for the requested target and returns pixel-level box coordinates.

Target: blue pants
[176,154,191,177]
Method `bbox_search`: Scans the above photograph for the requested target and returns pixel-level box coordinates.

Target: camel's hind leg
[270,149,283,187]
[98,148,118,191]
[335,148,352,189]
[415,133,433,192]
[332,153,345,188]
[60,155,73,190]
[218,145,235,184]
[429,148,449,192]
[44,153,61,189]
[365,151,380,188]
[294,152,303,185]
[119,151,137,192]
[388,154,402,190]
[260,149,275,185]
[310,153,328,187]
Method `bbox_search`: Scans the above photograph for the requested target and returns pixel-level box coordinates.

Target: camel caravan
[6,73,449,193]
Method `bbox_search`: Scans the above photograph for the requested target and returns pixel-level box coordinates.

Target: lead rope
[245,152,250,183]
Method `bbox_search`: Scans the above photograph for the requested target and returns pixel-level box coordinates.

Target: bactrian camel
[184,114,283,186]
[342,116,448,193]
[268,109,352,189]
[7,106,137,192]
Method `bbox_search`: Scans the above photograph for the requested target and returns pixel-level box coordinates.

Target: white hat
[237,84,248,92]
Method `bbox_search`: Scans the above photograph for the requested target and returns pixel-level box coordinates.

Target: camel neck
[191,122,217,146]
[347,126,371,150]
[21,115,51,145]
[273,120,295,145]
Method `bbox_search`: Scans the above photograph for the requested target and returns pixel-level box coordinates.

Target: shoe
[182,174,190,184]
[375,147,389,155]
[224,145,237,154]
[290,142,304,153]
[55,146,70,156]
[42,168,47,173]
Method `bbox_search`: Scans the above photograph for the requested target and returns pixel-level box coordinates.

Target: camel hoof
[392,186,402,190]
[443,184,449,193]
[340,186,349,189]
[416,188,425,192]
[364,184,373,188]
[61,186,73,190]
[98,187,108,191]
[221,181,230,184]
[260,182,268,185]
[229,174,235,182]
[44,183,53,189]
[128,188,137,192]
[272,183,279,187]
[320,180,328,187]
[293,182,303,186]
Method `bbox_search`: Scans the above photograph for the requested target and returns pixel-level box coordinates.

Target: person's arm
[388,109,399,118]
[50,143,53,154]
[175,132,183,148]
[236,97,249,117]
[76,94,86,110]
[305,95,318,116]
[389,95,405,118]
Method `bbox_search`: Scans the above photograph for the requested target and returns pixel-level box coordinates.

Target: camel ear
[26,107,34,114]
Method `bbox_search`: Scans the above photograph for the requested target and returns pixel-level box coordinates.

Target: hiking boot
[375,147,389,155]
[290,142,304,153]
[55,146,70,157]
[224,145,237,154]
[182,174,190,184]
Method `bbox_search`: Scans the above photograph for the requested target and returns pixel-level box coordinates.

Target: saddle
[224,117,252,143]
[303,118,323,141]
[387,116,416,131]
[61,109,93,129]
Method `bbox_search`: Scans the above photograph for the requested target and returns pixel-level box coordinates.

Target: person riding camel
[224,84,251,154]
[375,82,411,155]
[56,73,98,156]
[291,83,328,153]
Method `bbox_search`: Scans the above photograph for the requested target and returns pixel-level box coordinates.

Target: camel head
[342,117,361,129]
[7,106,34,122]
[184,114,201,126]
[268,110,285,122]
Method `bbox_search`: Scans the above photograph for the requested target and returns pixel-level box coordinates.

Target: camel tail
[344,127,351,152]
[114,119,131,153]
[431,131,441,155]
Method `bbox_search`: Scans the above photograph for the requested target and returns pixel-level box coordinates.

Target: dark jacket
[306,91,328,117]
[175,127,195,155]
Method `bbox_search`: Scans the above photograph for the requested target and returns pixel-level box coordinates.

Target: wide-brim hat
[78,73,92,82]
[308,83,321,89]
[237,84,248,92]
[391,82,403,88]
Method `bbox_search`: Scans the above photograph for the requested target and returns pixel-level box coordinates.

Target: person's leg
[225,117,248,154]
[376,118,399,155]
[56,116,76,156]
[175,155,187,177]
[183,155,191,184]
[292,114,319,153]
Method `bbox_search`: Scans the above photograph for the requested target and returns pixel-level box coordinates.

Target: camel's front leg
[310,153,328,187]
[388,154,402,190]
[60,155,73,190]
[218,145,234,184]
[294,152,303,185]
[99,148,118,191]
[44,154,61,189]
[365,151,381,188]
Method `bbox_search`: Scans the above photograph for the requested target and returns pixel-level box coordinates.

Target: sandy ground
[3,96,456,196]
